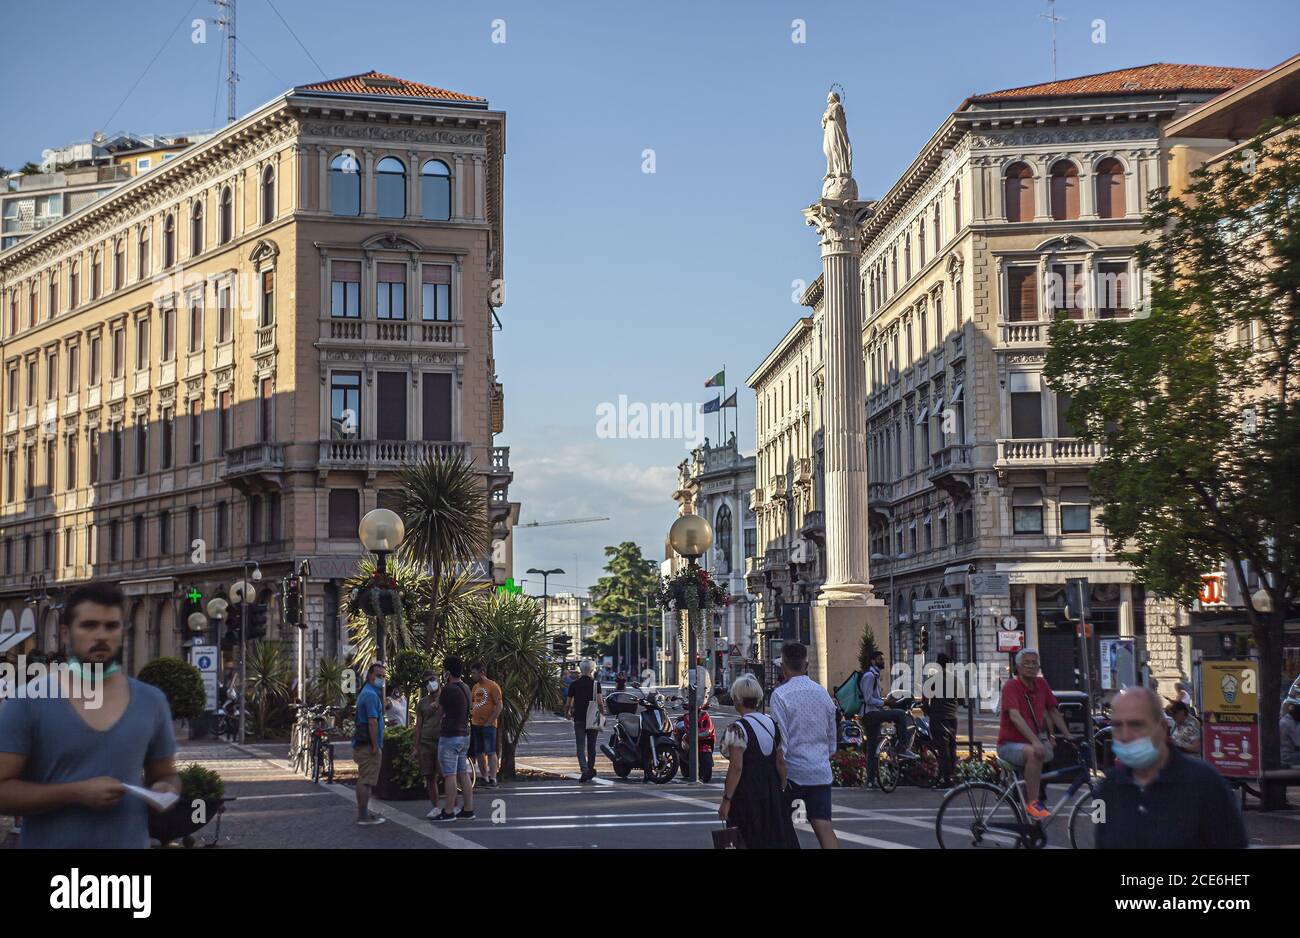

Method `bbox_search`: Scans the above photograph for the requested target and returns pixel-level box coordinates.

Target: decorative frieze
[970,124,1157,149]
[302,122,484,148]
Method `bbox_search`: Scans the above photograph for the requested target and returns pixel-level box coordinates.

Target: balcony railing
[929,443,973,474]
[800,510,824,537]
[490,446,510,472]
[1001,320,1047,346]
[318,439,469,469]
[223,442,286,477]
[868,481,893,505]
[996,437,1103,467]
[255,325,275,353]
[319,319,463,346]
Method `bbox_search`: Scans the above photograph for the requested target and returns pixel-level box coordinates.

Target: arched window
[163,215,175,268]
[69,261,79,309]
[1095,157,1126,218]
[953,178,961,231]
[376,157,406,218]
[1049,160,1079,220]
[138,224,151,278]
[330,154,360,216]
[1004,162,1034,222]
[114,238,125,289]
[932,203,941,249]
[261,165,275,224]
[421,159,451,221]
[219,186,232,243]
[715,504,733,574]
[190,201,204,257]
[91,249,102,300]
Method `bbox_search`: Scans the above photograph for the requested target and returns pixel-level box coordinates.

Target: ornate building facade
[0,71,517,677]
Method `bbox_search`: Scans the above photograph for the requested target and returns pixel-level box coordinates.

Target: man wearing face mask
[413,670,443,818]
[1094,686,1246,849]
[352,662,387,826]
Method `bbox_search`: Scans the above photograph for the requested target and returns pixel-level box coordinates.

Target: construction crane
[514,516,610,529]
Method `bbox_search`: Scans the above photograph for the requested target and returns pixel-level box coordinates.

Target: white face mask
[428,681,439,693]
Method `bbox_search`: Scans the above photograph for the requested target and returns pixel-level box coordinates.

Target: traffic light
[283,575,304,628]
[920,626,929,654]
[246,603,269,641]
[1064,577,1090,623]
[221,605,243,648]
[551,635,572,658]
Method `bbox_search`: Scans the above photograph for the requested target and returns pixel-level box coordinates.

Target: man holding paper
[0,582,180,848]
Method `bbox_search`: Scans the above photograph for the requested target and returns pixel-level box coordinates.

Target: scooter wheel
[613,761,631,780]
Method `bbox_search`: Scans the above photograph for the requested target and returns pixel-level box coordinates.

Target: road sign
[997,630,1025,652]
[913,597,965,615]
[967,573,1010,597]
[191,643,218,710]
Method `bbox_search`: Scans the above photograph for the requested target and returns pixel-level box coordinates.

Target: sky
[2,0,1294,599]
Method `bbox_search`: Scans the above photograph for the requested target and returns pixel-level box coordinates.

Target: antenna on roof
[1040,0,1064,82]
[213,0,238,123]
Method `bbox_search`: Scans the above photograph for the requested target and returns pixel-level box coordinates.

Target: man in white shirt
[769,641,838,849]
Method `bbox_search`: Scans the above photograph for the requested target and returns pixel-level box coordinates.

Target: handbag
[712,825,745,849]
[585,699,605,732]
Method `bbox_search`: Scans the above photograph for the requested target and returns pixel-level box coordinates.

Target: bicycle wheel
[324,745,334,784]
[1068,789,1102,848]
[310,742,321,783]
[876,741,900,793]
[935,781,1026,849]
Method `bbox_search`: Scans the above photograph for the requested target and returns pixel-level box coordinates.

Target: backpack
[834,670,863,716]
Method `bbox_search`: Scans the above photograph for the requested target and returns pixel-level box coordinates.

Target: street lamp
[359,508,405,665]
[527,567,564,656]
[669,513,712,783]
[228,562,261,744]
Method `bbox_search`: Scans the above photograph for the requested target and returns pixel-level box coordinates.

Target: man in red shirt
[997,648,1070,819]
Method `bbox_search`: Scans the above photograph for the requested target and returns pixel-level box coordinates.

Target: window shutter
[332,260,361,282]
[378,263,405,283]
[422,265,451,284]
[1007,268,1037,322]
[376,372,407,440]
[422,372,453,441]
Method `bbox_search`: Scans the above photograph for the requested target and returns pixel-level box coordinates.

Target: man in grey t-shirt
[0,583,179,848]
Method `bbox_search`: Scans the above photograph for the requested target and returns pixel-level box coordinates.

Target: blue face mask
[67,655,120,681]
[1113,735,1161,770]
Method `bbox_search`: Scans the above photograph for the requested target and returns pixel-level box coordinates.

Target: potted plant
[149,763,228,847]
[138,657,206,739]
[376,723,428,800]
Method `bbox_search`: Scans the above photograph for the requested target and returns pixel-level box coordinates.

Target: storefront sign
[1200,658,1261,780]
[967,573,1011,597]
[997,630,1025,652]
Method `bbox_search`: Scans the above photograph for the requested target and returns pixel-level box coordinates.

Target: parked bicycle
[289,704,339,783]
[934,740,1100,849]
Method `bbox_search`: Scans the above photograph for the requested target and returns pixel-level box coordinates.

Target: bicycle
[934,739,1101,849]
[289,704,339,781]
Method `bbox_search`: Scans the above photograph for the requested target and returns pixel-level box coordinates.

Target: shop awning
[0,629,35,654]
[943,563,973,588]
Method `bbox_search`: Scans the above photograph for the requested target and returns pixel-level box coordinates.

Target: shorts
[417,741,441,778]
[438,735,470,776]
[470,724,497,758]
[786,782,833,822]
[997,741,1042,768]
[354,743,381,786]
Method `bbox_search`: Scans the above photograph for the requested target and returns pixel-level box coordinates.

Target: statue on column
[821,91,858,201]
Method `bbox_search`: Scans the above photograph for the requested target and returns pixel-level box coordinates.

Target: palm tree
[311,657,350,707]
[447,591,563,778]
[395,455,491,646]
[245,640,292,738]
[345,557,484,669]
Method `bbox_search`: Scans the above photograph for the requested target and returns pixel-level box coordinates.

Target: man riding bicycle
[859,651,917,786]
[996,648,1070,820]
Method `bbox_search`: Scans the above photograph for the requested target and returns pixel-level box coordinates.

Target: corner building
[0,71,516,674]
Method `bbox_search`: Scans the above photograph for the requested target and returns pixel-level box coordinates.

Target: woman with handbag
[995,648,1071,820]
[717,674,799,849]
[564,660,605,783]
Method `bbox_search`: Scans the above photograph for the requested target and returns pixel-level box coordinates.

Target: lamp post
[228,561,261,745]
[526,567,564,653]
[358,508,405,666]
[669,514,712,783]
[871,551,909,664]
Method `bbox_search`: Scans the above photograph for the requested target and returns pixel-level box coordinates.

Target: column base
[815,582,883,606]
[809,603,889,691]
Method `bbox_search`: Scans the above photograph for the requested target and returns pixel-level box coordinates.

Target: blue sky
[3,1,1294,598]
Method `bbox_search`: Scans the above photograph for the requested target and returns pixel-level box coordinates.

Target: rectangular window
[260,270,275,327]
[133,516,144,559]
[421,371,453,441]
[45,441,55,495]
[267,491,281,544]
[161,410,174,469]
[89,335,102,386]
[111,326,125,378]
[159,509,171,555]
[1012,488,1044,534]
[109,521,120,562]
[6,366,16,413]
[66,435,76,489]
[110,425,122,480]
[1060,485,1091,533]
[1055,392,1076,438]
[218,284,232,342]
[135,319,149,370]
[46,351,57,400]
[218,391,230,455]
[188,506,200,548]
[1049,263,1084,319]
[1097,262,1130,319]
[376,372,407,440]
[330,261,361,318]
[1009,372,1043,439]
[66,346,78,393]
[330,372,361,439]
[26,359,35,406]
[135,418,148,475]
[88,429,99,485]
[64,526,73,567]
[1006,267,1038,322]
[248,495,262,545]
[259,378,272,442]
[216,501,228,549]
[421,265,451,321]
[188,295,203,353]
[377,263,406,320]
[190,400,202,463]
[161,307,175,360]
[328,489,360,539]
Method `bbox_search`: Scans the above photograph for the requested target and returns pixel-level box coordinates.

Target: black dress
[727,715,799,849]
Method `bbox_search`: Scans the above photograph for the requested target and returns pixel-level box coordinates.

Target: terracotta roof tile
[969,63,1264,102]
[296,70,484,104]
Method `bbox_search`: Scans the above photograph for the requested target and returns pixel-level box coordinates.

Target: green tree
[1043,117,1300,805]
[444,591,563,778]
[245,640,292,738]
[395,455,491,649]
[858,624,880,673]
[138,657,206,721]
[587,541,660,660]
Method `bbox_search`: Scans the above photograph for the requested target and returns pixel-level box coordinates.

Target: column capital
[803,198,872,252]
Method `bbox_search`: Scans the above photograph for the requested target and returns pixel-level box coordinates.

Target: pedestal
[811,600,889,691]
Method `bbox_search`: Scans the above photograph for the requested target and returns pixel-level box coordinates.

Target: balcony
[222,442,286,490]
[800,509,825,541]
[996,437,1103,470]
[749,488,765,511]
[795,458,812,486]
[744,555,766,592]
[255,325,276,354]
[949,332,966,361]
[318,319,464,346]
[769,476,787,500]
[928,443,974,498]
[1000,320,1049,347]
[317,439,470,472]
[486,446,512,498]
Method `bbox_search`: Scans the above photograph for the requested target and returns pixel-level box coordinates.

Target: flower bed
[830,749,867,787]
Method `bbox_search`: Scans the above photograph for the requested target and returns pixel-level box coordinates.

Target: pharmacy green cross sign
[497,578,522,596]
[187,588,203,604]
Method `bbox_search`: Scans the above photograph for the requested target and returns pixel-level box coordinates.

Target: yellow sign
[1201,659,1259,715]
